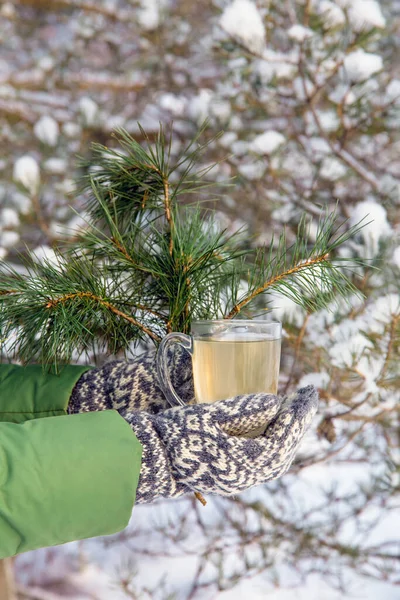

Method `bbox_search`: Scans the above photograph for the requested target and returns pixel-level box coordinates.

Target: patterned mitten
[68,347,194,416]
[127,385,318,503]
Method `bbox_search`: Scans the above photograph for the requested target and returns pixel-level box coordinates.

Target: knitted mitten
[127,385,318,503]
[68,347,194,416]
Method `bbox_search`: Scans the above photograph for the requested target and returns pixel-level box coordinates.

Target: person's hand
[68,347,194,416]
[126,385,318,503]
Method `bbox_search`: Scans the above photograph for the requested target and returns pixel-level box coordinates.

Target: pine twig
[109,237,158,275]
[163,176,174,256]
[137,162,173,254]
[45,292,161,343]
[195,491,207,506]
[225,253,330,319]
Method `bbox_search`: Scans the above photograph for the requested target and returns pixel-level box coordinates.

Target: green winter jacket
[0,364,143,559]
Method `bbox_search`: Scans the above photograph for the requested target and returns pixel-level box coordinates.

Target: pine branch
[78,121,225,239]
[0,252,164,368]
[226,252,330,318]
[225,210,370,319]
[0,124,373,370]
[45,291,161,343]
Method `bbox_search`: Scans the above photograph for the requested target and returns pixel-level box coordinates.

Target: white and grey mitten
[68,347,194,416]
[127,385,318,503]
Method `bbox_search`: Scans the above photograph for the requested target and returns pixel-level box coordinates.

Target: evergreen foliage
[1,125,367,371]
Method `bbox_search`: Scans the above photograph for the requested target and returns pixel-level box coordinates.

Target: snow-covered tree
[0,1,399,598]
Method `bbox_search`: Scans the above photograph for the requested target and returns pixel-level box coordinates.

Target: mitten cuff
[68,366,112,414]
[126,412,189,503]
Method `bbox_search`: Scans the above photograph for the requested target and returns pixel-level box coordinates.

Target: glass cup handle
[156,332,194,408]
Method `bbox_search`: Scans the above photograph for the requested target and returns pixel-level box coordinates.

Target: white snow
[0,229,20,249]
[37,55,55,72]
[252,59,274,84]
[188,89,213,124]
[158,92,187,116]
[31,245,59,267]
[231,139,249,156]
[238,161,266,180]
[344,0,386,31]
[305,220,319,242]
[310,292,400,372]
[349,198,392,257]
[67,563,130,600]
[259,575,399,600]
[250,130,285,154]
[13,155,40,196]
[79,96,99,126]
[55,178,76,195]
[137,0,167,31]
[328,84,356,105]
[33,115,59,146]
[43,158,67,174]
[268,291,307,328]
[68,212,89,233]
[210,98,232,122]
[315,109,340,132]
[371,294,400,324]
[62,122,82,138]
[219,131,238,148]
[288,24,313,42]
[385,79,400,102]
[282,151,314,180]
[220,0,266,55]
[261,48,298,79]
[11,191,31,215]
[48,221,77,239]
[301,263,334,294]
[379,174,400,202]
[329,332,373,368]
[298,371,330,389]
[392,246,400,268]
[316,0,346,27]
[343,49,383,82]
[355,353,384,395]
[103,114,125,132]
[346,294,400,339]
[293,76,315,101]
[319,157,347,180]
[230,114,244,130]
[305,137,331,158]
[0,207,20,228]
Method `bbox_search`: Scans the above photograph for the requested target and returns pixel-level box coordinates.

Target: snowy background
[1,0,400,598]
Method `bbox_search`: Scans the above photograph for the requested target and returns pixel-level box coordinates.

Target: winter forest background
[1,0,400,598]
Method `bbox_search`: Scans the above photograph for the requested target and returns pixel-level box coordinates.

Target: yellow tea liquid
[192,337,281,404]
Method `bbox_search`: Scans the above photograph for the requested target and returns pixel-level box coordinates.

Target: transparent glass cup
[156,320,282,416]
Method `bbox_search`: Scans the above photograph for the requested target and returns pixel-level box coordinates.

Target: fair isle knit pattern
[68,349,318,504]
[68,346,195,416]
[126,385,318,503]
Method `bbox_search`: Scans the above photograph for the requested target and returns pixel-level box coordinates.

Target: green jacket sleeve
[0,364,143,559]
